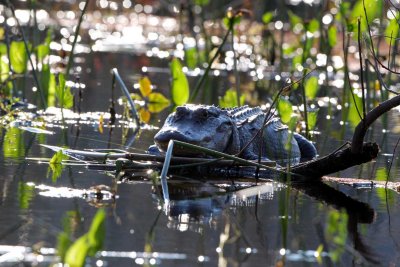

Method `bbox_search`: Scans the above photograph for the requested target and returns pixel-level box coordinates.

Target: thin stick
[230,20,241,106]
[237,69,315,157]
[65,0,89,79]
[363,0,400,75]
[189,27,231,102]
[386,135,400,187]
[111,68,140,124]
[357,18,367,120]
[7,1,46,108]
[172,140,294,176]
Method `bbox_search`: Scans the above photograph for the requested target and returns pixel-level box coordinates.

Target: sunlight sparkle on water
[135,258,145,264]
[322,14,333,24]
[275,21,283,30]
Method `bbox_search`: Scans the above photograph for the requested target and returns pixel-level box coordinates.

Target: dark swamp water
[2,1,400,266]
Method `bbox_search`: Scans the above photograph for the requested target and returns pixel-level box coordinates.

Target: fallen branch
[291,142,379,179]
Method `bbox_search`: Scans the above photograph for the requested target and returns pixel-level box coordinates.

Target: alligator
[150,104,317,165]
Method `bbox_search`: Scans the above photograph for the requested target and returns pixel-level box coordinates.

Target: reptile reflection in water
[152,177,378,264]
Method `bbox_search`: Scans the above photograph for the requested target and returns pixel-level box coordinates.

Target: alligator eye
[175,106,186,118]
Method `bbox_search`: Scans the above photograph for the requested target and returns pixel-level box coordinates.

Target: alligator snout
[154,129,199,151]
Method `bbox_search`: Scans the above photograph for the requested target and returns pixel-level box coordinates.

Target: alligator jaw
[154,129,202,155]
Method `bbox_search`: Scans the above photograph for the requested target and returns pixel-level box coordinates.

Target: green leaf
[185,47,197,69]
[262,12,274,24]
[347,94,363,128]
[10,41,28,74]
[40,64,50,104]
[87,208,106,255]
[48,150,69,182]
[48,72,56,107]
[283,45,296,56]
[350,0,382,36]
[277,96,293,124]
[57,210,80,263]
[385,12,399,45]
[57,232,71,263]
[170,58,189,105]
[40,64,57,107]
[325,209,348,263]
[316,244,324,265]
[307,19,320,33]
[195,0,209,6]
[0,57,11,96]
[375,167,388,182]
[3,127,25,159]
[18,182,34,209]
[223,15,241,29]
[328,25,338,47]
[0,56,9,82]
[50,150,69,164]
[0,43,7,55]
[305,76,319,99]
[55,73,74,109]
[288,10,302,28]
[148,92,170,113]
[218,88,245,108]
[292,54,302,70]
[64,209,106,267]
[36,44,50,62]
[65,234,91,267]
[308,109,319,130]
[285,116,298,151]
[48,161,64,182]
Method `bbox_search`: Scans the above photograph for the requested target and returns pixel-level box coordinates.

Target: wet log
[291,142,379,179]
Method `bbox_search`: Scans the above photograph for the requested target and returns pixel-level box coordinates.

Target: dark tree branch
[351,94,400,154]
[291,143,379,179]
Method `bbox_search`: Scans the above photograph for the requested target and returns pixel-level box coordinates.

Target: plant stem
[230,20,241,106]
[112,68,140,124]
[65,0,89,79]
[190,27,231,102]
[300,42,309,138]
[357,18,367,120]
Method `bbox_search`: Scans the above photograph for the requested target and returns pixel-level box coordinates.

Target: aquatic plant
[131,76,170,123]
[170,57,190,106]
[59,208,106,267]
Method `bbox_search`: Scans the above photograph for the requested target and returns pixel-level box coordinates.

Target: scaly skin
[152,104,316,164]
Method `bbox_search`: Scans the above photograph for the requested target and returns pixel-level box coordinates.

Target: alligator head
[154,105,240,156]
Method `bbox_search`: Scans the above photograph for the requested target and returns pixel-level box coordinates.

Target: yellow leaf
[148,92,170,104]
[148,102,170,113]
[98,114,104,134]
[374,80,380,91]
[139,109,151,123]
[139,76,152,97]
[148,92,170,113]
